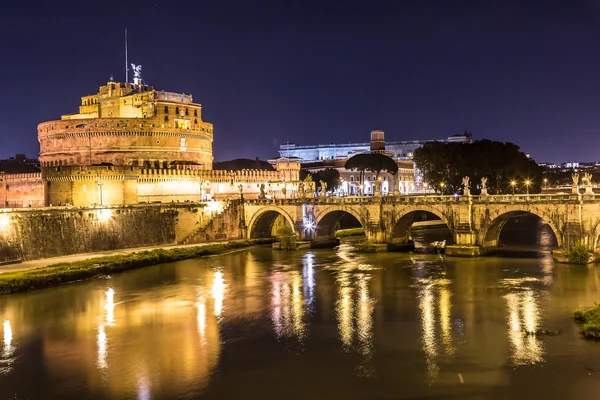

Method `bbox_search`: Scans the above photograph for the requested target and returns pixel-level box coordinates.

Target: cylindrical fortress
[37,79,214,170]
[38,118,213,169]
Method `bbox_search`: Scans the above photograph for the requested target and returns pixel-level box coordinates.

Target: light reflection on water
[2,242,600,398]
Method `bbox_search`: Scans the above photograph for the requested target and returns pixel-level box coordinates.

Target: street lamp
[510,180,516,195]
[525,179,531,195]
[424,182,429,193]
[543,178,548,190]
[97,176,104,206]
[440,182,445,195]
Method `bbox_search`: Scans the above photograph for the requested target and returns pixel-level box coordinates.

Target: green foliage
[277,225,297,250]
[355,240,378,253]
[413,139,543,194]
[312,168,341,193]
[574,304,600,339]
[334,228,365,238]
[0,239,274,295]
[345,153,398,189]
[568,245,591,264]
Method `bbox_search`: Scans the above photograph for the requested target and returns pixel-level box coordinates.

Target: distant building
[276,131,472,194]
[0,154,40,174]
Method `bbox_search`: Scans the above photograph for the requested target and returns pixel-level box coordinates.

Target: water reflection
[504,289,544,365]
[414,262,455,381]
[212,269,226,318]
[333,244,376,376]
[1,319,15,375]
[270,270,306,340]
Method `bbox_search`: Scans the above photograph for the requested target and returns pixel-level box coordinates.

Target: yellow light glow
[97,324,108,370]
[419,284,439,380]
[205,201,225,213]
[212,269,226,318]
[97,209,113,223]
[505,290,543,365]
[3,319,12,348]
[196,295,207,345]
[0,215,10,231]
[439,287,454,356]
[105,288,115,326]
[511,181,516,186]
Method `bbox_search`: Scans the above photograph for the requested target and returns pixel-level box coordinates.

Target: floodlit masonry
[1,75,301,207]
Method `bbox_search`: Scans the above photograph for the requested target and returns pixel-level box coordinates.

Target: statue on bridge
[259,183,266,200]
[572,173,580,194]
[298,181,306,199]
[462,176,470,196]
[480,177,488,196]
[320,180,327,197]
[583,173,594,195]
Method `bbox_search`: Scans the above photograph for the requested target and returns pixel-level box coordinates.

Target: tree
[345,153,398,193]
[413,140,543,194]
[312,168,341,193]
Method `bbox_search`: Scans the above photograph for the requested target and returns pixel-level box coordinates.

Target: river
[1,220,600,399]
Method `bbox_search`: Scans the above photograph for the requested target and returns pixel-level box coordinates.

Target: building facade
[277,131,471,194]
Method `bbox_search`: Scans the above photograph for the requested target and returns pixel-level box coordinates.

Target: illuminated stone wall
[0,202,233,261]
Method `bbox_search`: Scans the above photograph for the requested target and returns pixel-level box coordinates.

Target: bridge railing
[243,192,593,206]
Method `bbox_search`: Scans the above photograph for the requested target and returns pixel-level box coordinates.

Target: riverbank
[574,304,600,339]
[0,239,273,295]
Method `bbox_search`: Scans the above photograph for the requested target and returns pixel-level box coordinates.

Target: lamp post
[525,179,531,195]
[198,177,203,202]
[543,178,548,190]
[97,176,104,206]
[423,182,428,193]
[440,181,445,195]
[510,180,516,195]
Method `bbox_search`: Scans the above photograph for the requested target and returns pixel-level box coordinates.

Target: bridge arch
[481,210,560,249]
[247,206,296,239]
[313,207,365,241]
[390,208,454,245]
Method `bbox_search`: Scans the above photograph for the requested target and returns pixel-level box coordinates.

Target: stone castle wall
[0,202,232,262]
[38,118,213,169]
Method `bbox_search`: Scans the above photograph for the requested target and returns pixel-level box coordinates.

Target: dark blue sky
[1,0,600,163]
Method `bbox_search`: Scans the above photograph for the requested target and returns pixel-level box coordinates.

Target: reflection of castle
[1,73,298,207]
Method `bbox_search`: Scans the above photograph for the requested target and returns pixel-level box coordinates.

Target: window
[350,176,354,181]
[185,108,189,116]
[175,107,179,115]
[164,116,169,122]
[164,106,169,113]
[194,110,198,117]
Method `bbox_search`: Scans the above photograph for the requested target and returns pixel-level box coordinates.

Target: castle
[1,73,300,207]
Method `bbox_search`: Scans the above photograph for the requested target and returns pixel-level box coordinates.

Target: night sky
[1,0,600,163]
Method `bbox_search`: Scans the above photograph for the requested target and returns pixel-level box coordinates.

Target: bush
[574,304,600,339]
[568,245,591,264]
[277,225,297,250]
[355,240,377,253]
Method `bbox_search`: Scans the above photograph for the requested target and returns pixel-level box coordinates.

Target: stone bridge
[240,193,600,255]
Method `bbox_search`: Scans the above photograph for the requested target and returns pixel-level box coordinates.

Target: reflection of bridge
[237,193,600,256]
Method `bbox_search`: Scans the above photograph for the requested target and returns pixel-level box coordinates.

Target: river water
[1,222,600,399]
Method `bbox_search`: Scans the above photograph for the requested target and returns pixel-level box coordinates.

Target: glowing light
[97,324,108,370]
[505,290,544,365]
[205,201,225,213]
[439,287,454,356]
[97,208,113,223]
[196,292,207,345]
[419,283,439,380]
[105,288,115,325]
[0,215,10,231]
[3,320,12,348]
[212,269,226,318]
[271,271,305,339]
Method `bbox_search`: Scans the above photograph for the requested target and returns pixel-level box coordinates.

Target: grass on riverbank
[574,304,600,339]
[0,239,273,295]
[335,228,365,238]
